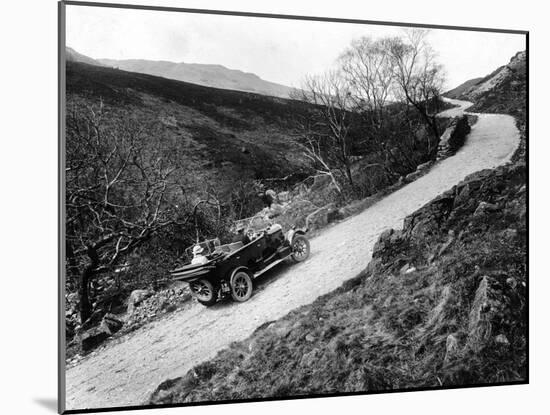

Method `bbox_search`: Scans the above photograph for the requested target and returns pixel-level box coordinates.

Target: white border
[2,1,545,414]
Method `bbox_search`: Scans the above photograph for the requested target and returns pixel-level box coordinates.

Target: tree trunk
[79,246,99,324]
[79,266,93,324]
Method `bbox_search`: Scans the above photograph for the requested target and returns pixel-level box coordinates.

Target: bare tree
[65,100,188,324]
[386,29,446,153]
[338,36,420,175]
[292,70,356,192]
[339,36,395,119]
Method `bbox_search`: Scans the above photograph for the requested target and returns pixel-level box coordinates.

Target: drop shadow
[34,398,57,412]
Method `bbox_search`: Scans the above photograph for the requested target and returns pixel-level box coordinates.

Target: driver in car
[232,225,251,245]
[191,245,209,265]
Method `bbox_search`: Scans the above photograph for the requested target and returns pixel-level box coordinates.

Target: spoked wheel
[189,279,217,306]
[291,235,310,263]
[230,270,254,302]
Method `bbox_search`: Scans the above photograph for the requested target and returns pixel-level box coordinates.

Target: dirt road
[65,99,519,410]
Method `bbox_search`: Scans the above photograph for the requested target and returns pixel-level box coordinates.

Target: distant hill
[66,46,105,66]
[66,61,313,206]
[98,57,296,99]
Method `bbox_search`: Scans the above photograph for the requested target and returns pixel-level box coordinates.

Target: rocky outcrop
[437,115,471,159]
[124,284,192,331]
[81,327,111,352]
[127,289,154,314]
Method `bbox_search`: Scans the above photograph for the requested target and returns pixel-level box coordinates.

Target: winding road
[65,98,519,410]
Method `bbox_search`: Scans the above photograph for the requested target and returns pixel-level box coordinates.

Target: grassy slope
[148,53,527,404]
[66,61,313,198]
[149,163,527,405]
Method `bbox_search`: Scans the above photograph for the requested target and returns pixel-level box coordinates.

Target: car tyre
[291,235,310,263]
[189,279,217,306]
[230,270,254,302]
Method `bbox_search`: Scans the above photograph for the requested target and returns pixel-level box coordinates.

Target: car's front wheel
[189,279,217,306]
[291,235,310,263]
[230,270,254,302]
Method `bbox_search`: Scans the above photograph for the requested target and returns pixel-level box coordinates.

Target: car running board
[253,256,290,279]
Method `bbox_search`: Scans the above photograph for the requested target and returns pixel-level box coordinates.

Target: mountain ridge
[66,46,297,98]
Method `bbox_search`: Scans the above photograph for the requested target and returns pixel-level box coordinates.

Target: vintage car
[170,219,310,306]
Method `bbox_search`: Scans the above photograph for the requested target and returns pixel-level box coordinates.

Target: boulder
[473,201,499,217]
[372,228,404,258]
[467,276,504,352]
[437,115,471,158]
[277,191,291,203]
[495,334,510,346]
[128,289,154,313]
[81,326,110,352]
[267,203,284,218]
[300,348,319,367]
[100,313,124,335]
[399,263,411,275]
[444,334,460,364]
[416,161,433,171]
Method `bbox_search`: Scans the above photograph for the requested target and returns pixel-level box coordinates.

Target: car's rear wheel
[230,270,253,302]
[291,235,310,262]
[189,279,217,306]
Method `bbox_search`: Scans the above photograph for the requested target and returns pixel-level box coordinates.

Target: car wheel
[230,270,254,302]
[291,235,310,262]
[189,279,217,306]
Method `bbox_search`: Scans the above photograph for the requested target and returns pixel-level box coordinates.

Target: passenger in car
[191,245,209,265]
[232,225,251,245]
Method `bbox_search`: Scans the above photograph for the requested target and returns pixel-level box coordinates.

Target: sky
[65,4,526,90]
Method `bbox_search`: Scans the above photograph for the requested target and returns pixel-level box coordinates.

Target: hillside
[98,57,296,99]
[444,77,483,99]
[148,52,527,404]
[445,51,526,118]
[66,60,313,202]
[149,163,526,404]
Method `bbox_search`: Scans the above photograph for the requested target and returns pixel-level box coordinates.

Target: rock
[506,277,517,289]
[416,161,433,171]
[162,303,178,313]
[444,334,460,364]
[100,313,124,335]
[267,203,284,218]
[272,323,292,338]
[129,289,153,308]
[372,228,404,258]
[467,276,498,352]
[500,228,518,240]
[454,183,471,207]
[495,334,510,346]
[248,339,258,353]
[405,267,417,274]
[81,326,110,352]
[405,171,422,182]
[399,263,411,275]
[305,333,316,342]
[473,201,499,217]
[277,191,290,203]
[300,349,319,367]
[437,115,471,158]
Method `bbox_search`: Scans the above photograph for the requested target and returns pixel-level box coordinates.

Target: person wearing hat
[191,244,208,265]
[232,225,251,245]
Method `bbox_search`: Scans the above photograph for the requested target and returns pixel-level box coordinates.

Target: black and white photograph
[59,1,527,413]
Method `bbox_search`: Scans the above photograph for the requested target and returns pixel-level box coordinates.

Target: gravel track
[65,98,519,410]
